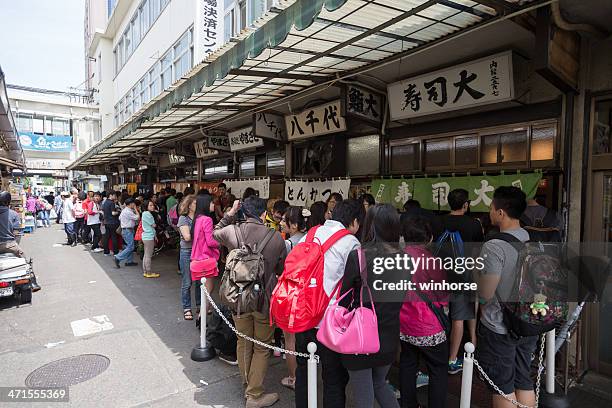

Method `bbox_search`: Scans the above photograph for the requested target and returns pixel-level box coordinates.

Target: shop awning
[0,66,26,170]
[70,0,550,170]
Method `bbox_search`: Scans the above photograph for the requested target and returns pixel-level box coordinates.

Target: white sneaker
[92,248,104,253]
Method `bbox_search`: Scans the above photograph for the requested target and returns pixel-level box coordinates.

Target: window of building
[132,16,140,45]
[239,1,247,32]
[16,114,33,133]
[594,99,612,155]
[52,118,70,136]
[97,53,102,84]
[172,30,191,81]
[140,78,148,105]
[33,116,44,134]
[132,86,140,112]
[140,1,150,35]
[160,52,172,89]
[454,135,478,167]
[424,138,452,170]
[347,135,379,176]
[149,64,160,97]
[114,105,119,127]
[390,141,420,173]
[44,116,53,135]
[224,9,235,41]
[500,128,528,164]
[126,93,132,117]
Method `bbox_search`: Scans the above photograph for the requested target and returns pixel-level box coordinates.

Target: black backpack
[490,233,568,338]
[520,208,561,243]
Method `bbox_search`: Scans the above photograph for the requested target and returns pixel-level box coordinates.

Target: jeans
[103,225,119,255]
[296,328,349,408]
[349,365,399,408]
[90,224,102,250]
[115,228,135,264]
[64,222,76,244]
[400,340,449,408]
[180,248,200,310]
[234,311,275,399]
[74,218,84,242]
[39,210,50,227]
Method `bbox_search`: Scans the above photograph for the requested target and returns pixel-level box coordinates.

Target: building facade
[8,85,102,191]
[86,0,277,139]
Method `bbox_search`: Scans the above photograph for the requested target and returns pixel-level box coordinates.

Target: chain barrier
[202,287,319,362]
[472,334,546,408]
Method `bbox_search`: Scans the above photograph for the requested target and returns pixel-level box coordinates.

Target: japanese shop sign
[371,173,541,212]
[387,51,514,121]
[228,127,264,152]
[223,178,270,199]
[285,178,351,207]
[345,85,383,123]
[193,140,219,159]
[19,132,72,152]
[200,0,223,55]
[168,150,186,164]
[284,100,347,141]
[254,112,285,141]
[207,135,231,151]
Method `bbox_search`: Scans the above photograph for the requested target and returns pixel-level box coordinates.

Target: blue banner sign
[19,132,73,152]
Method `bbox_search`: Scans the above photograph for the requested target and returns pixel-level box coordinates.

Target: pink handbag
[190,257,218,281]
[316,249,380,354]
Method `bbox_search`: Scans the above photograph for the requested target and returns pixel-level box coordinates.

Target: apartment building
[86,0,278,139]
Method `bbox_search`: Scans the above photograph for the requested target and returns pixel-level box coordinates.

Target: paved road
[0,225,294,407]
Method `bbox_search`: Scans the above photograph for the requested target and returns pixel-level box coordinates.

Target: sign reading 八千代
[387,51,514,121]
[284,100,347,141]
[254,112,285,141]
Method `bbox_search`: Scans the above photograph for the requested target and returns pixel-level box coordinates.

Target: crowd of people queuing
[49,181,560,408]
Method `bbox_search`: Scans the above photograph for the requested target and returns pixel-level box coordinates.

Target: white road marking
[52,244,63,247]
[199,380,208,386]
[88,281,96,284]
[70,315,114,337]
[45,340,65,348]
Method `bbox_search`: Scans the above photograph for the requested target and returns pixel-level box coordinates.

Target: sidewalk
[0,225,293,407]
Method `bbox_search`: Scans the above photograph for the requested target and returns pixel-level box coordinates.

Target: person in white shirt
[62,189,78,246]
[294,198,364,408]
[114,198,140,268]
[87,192,104,252]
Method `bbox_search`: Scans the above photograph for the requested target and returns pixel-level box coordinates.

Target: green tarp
[371,172,542,212]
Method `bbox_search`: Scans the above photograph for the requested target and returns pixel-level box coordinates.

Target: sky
[0,0,85,92]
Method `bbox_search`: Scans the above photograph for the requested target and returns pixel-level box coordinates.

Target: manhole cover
[25,354,110,388]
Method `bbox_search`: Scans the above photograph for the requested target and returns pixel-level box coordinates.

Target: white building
[7,85,102,190]
[86,0,277,139]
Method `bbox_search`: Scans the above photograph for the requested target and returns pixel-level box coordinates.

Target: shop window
[425,138,451,170]
[16,114,33,133]
[348,135,379,176]
[454,135,478,168]
[267,152,285,176]
[480,134,499,165]
[531,124,556,162]
[594,99,612,155]
[390,142,420,173]
[240,156,255,177]
[500,129,528,164]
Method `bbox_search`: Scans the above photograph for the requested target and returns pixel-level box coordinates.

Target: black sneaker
[218,352,238,366]
[114,257,121,269]
[125,262,138,266]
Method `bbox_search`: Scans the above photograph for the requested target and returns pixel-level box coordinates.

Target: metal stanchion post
[546,329,555,394]
[191,277,216,362]
[460,342,475,408]
[307,342,318,408]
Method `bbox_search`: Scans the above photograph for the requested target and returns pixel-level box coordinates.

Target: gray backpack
[219,225,275,315]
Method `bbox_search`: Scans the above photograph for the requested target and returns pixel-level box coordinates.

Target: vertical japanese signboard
[200,0,223,56]
[344,85,383,124]
[387,51,514,121]
[228,127,264,152]
[253,112,286,141]
[194,140,219,159]
[284,100,347,141]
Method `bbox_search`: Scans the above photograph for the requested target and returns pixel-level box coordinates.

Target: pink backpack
[168,205,179,226]
[316,248,380,355]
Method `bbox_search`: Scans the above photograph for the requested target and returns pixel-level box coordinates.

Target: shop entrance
[586,171,612,376]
